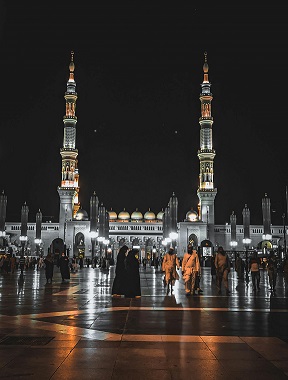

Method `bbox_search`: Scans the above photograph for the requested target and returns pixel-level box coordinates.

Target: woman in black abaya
[111,245,129,297]
[124,248,141,298]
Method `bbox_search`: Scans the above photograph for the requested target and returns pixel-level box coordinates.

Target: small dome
[144,208,156,220]
[75,208,88,221]
[157,209,164,220]
[118,208,130,220]
[108,209,117,220]
[131,208,143,220]
[186,209,198,222]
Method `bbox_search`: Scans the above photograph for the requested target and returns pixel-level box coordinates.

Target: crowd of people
[1,244,288,297]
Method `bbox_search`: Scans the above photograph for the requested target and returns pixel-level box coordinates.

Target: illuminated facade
[0,53,285,261]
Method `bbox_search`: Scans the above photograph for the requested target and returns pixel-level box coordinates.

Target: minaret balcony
[197,149,215,154]
[199,117,213,122]
[63,116,77,121]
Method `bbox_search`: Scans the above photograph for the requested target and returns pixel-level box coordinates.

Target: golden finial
[69,51,75,73]
[203,51,209,74]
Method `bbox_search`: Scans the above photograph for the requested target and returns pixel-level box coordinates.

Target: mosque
[0,52,285,262]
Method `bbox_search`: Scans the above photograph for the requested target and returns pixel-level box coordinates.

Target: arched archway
[145,238,155,261]
[188,233,198,248]
[75,232,85,257]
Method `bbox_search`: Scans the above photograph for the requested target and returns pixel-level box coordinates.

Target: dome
[108,209,117,220]
[186,209,198,222]
[118,208,130,220]
[144,208,156,220]
[156,209,164,220]
[131,208,143,220]
[75,208,89,221]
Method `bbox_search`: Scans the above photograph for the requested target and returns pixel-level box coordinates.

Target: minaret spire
[197,52,217,244]
[57,52,80,240]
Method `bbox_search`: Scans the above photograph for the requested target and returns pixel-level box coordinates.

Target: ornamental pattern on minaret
[197,51,216,192]
[59,51,80,216]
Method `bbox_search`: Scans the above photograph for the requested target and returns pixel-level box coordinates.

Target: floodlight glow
[90,231,99,239]
[169,232,178,240]
[262,234,272,240]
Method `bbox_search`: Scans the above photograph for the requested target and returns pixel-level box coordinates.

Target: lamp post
[19,235,28,257]
[162,239,168,255]
[97,236,105,259]
[90,231,98,260]
[243,237,251,284]
[103,238,110,259]
[169,231,178,252]
[20,202,29,257]
[282,213,287,259]
[90,191,99,261]
[242,204,251,279]
[0,191,7,251]
[35,209,42,256]
[230,240,238,261]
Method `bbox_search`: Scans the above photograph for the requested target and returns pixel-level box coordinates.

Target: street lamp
[19,235,28,257]
[162,239,168,255]
[20,202,29,257]
[242,237,251,281]
[282,213,287,259]
[34,238,42,256]
[230,240,238,260]
[169,231,178,251]
[103,239,110,259]
[89,230,98,259]
[35,209,42,256]
[97,236,105,258]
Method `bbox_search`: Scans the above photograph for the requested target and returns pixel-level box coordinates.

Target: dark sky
[0,2,287,225]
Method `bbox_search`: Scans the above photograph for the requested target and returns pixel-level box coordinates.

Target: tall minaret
[57,51,80,240]
[197,52,217,244]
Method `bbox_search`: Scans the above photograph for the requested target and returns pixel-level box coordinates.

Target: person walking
[282,254,288,290]
[58,252,70,283]
[248,250,261,292]
[215,246,231,295]
[182,245,201,296]
[124,248,141,298]
[162,247,180,295]
[235,253,244,280]
[19,255,26,275]
[111,245,129,297]
[71,255,77,272]
[210,252,216,280]
[267,250,278,293]
[10,254,16,274]
[44,252,54,284]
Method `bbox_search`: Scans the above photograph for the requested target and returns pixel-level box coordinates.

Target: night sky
[0,3,287,226]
